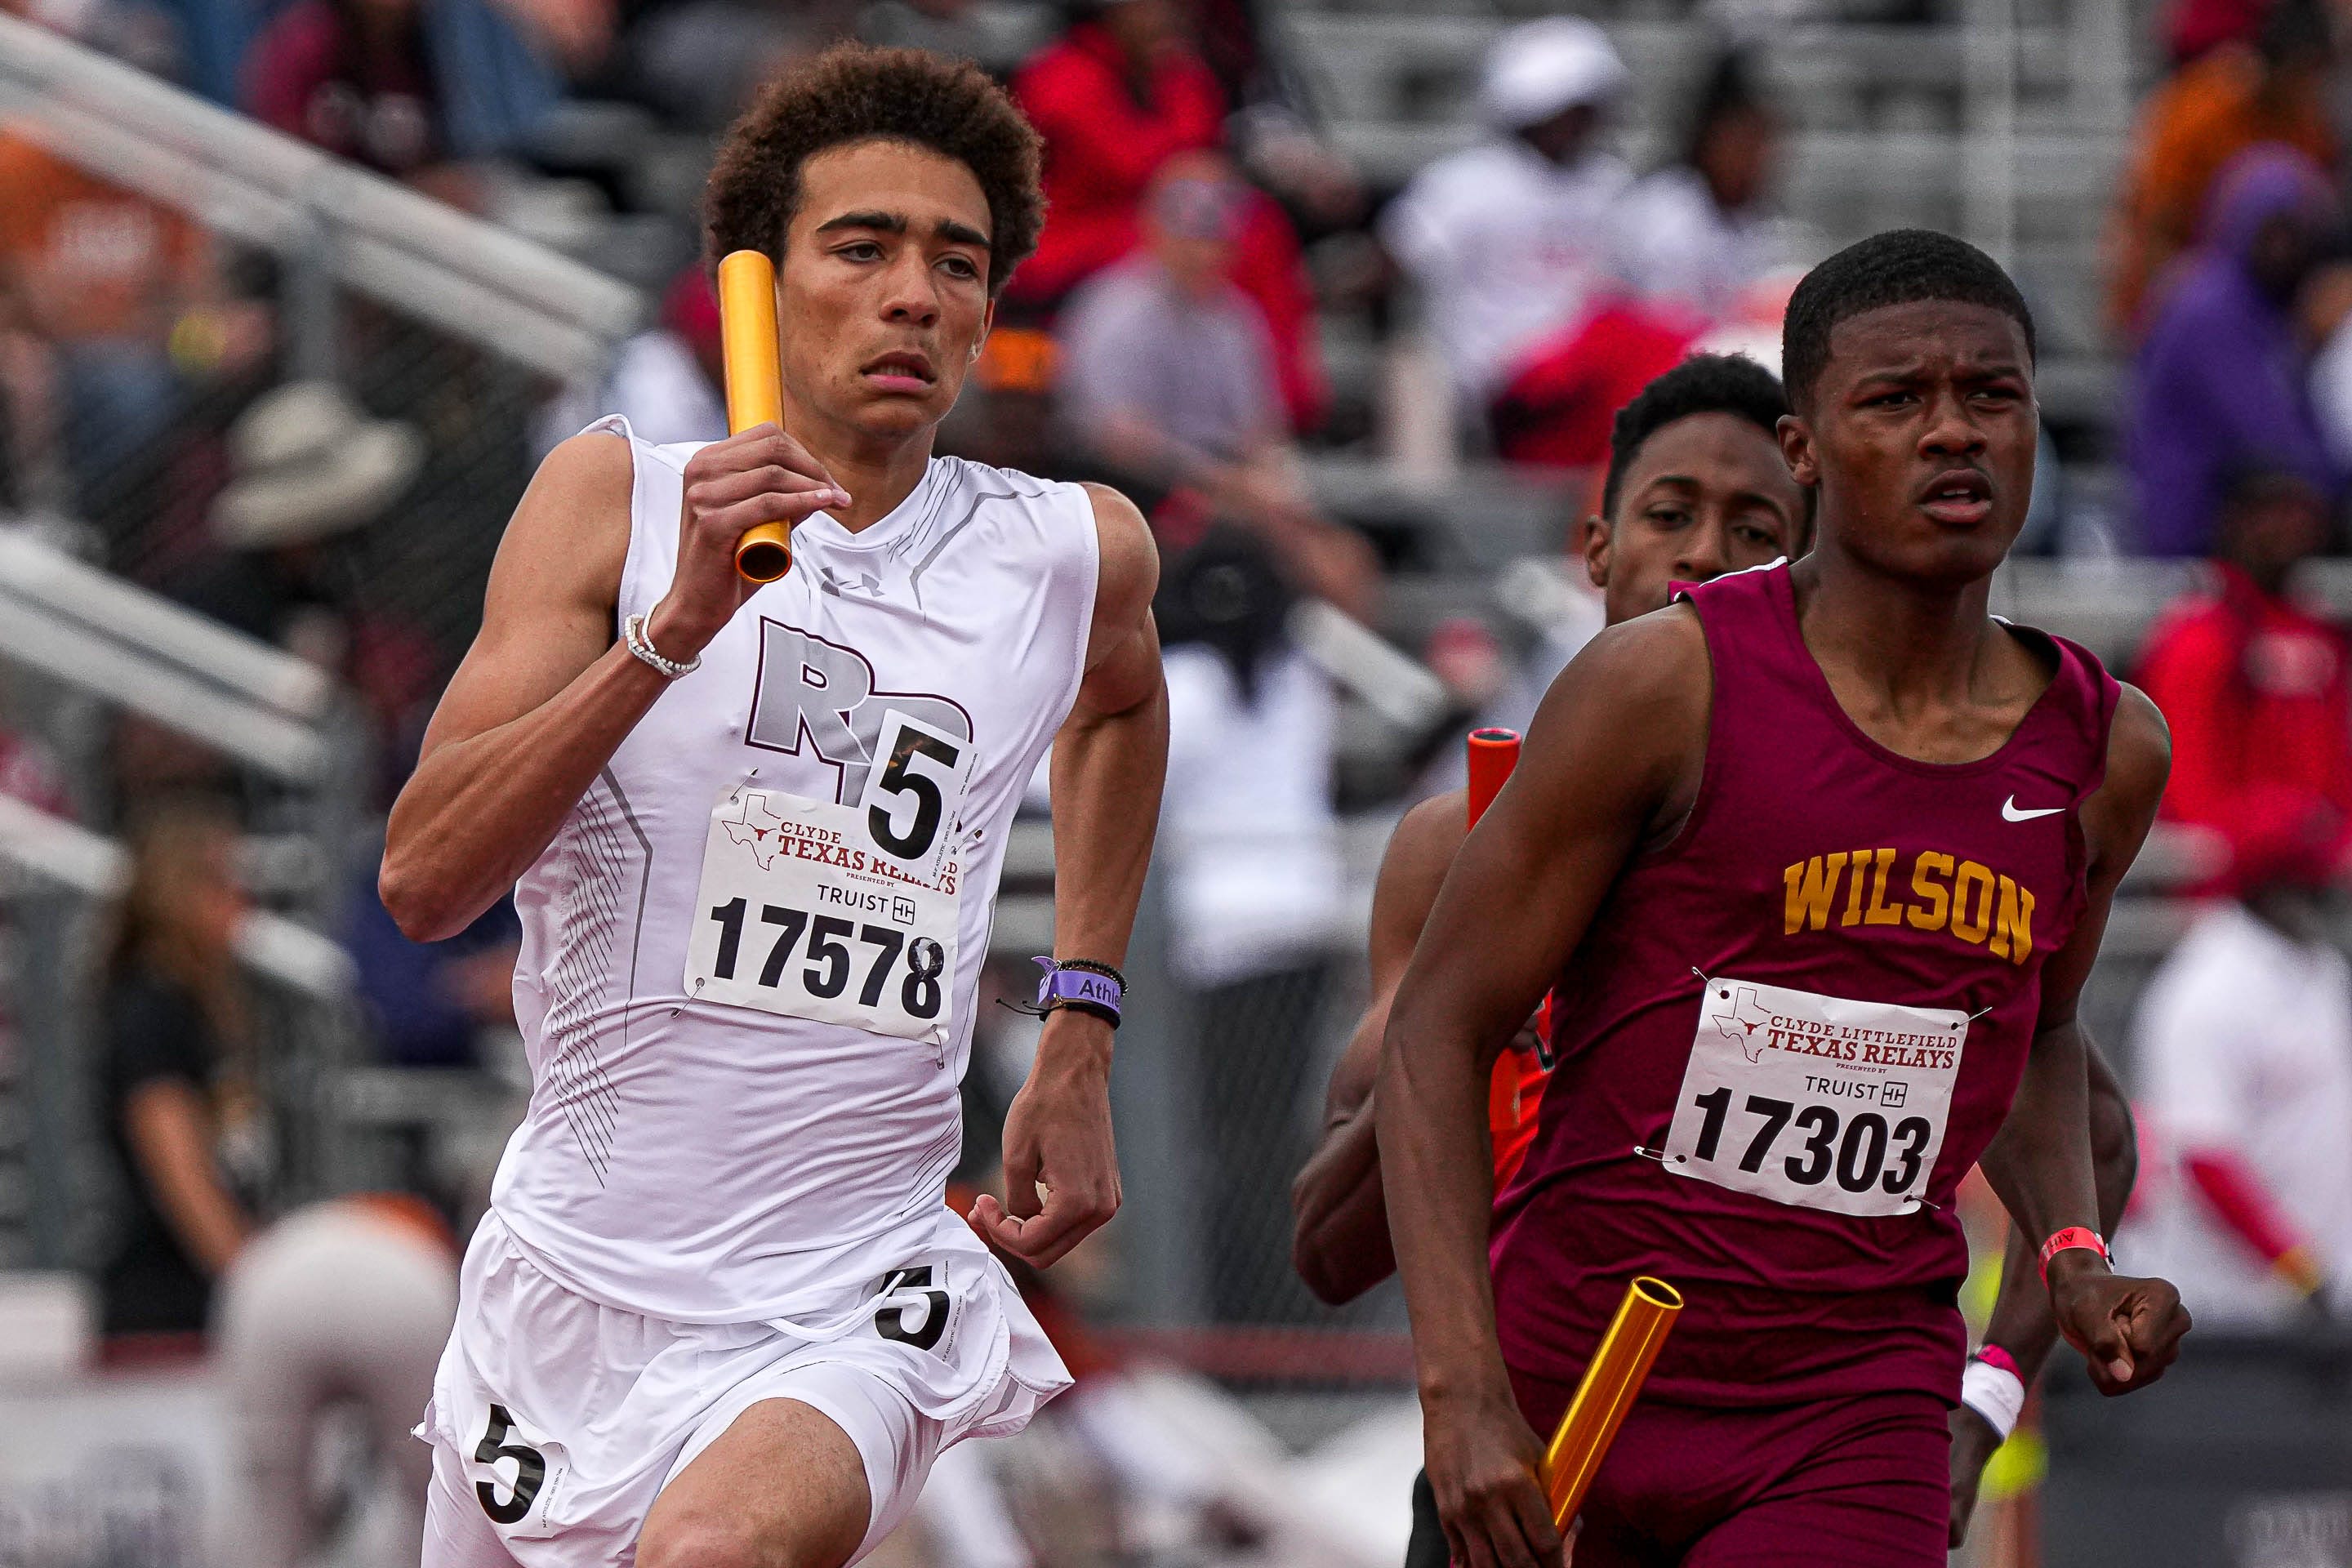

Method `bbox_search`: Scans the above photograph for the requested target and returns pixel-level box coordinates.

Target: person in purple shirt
[2127,143,2341,556]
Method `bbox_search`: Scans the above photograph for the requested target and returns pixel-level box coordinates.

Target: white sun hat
[212,381,425,549]
[1479,16,1631,131]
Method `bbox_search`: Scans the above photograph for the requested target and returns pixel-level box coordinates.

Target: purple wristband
[1032,957,1123,1026]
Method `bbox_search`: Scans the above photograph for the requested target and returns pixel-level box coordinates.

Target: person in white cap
[1382,18,1692,469]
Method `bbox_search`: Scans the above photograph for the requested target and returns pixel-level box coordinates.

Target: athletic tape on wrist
[1961,1354,2027,1441]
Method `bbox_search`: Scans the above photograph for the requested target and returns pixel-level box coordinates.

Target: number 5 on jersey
[858,709,973,884]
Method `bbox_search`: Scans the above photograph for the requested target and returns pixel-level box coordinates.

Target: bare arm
[123,1081,250,1276]
[380,426,846,940]
[1379,612,1708,1568]
[1292,792,1465,1305]
[970,484,1167,1268]
[1976,686,2187,1394]
[1949,1040,2136,1545]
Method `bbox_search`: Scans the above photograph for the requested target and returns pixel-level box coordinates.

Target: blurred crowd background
[0,0,2349,1560]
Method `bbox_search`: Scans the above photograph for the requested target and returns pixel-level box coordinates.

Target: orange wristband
[2038,1227,2109,1283]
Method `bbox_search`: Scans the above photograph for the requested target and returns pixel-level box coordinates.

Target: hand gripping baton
[715,249,794,584]
[1541,1276,1683,1530]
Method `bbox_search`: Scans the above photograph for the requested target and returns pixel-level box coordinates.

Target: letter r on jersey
[745,620,973,805]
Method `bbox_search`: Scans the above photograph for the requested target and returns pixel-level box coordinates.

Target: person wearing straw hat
[211,381,427,556]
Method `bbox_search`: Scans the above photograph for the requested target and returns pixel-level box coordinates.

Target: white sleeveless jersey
[488,416,1098,1323]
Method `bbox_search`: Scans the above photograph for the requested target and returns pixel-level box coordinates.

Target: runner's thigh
[1681,1392,1949,1568]
[423,1441,524,1568]
[640,1369,915,1568]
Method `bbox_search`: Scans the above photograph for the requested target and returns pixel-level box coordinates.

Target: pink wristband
[1972,1343,2024,1380]
[2038,1227,2110,1283]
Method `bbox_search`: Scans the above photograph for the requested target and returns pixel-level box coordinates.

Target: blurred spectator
[2105,0,2336,339]
[1613,50,1788,329]
[1159,528,1343,1322]
[1057,154,1374,620]
[1008,0,1325,430]
[218,1199,457,1568]
[0,129,203,523]
[1010,0,1223,309]
[2137,466,2352,866]
[345,881,519,1067]
[241,0,560,182]
[95,795,256,1339]
[1381,17,1691,468]
[2125,145,2340,556]
[2124,796,2352,1326]
[172,381,443,793]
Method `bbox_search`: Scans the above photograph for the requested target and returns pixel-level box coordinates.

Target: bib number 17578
[704,898,944,1020]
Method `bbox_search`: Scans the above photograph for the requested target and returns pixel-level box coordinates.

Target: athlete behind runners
[1293,353,1809,1312]
[1379,229,2189,1568]
[1290,354,1807,1568]
[379,45,1167,1568]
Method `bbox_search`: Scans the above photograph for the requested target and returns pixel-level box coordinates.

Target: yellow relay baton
[715,249,795,584]
[1541,1276,1683,1530]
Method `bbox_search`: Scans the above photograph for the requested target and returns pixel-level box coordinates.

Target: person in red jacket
[2136,464,2352,881]
[1010,0,1328,429]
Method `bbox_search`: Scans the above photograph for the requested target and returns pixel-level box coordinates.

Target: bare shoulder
[1080,481,1158,609]
[2084,682,2171,878]
[2106,681,2172,795]
[1370,791,1469,979]
[486,429,636,617]
[1078,482,1160,666]
[1534,601,1712,739]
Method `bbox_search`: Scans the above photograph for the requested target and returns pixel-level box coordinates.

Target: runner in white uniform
[381,44,1167,1568]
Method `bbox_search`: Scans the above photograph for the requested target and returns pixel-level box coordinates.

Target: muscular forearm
[1292,1103,1395,1303]
[1045,683,1168,969]
[1981,1042,2137,1381]
[383,642,670,940]
[1977,1018,2104,1259]
[1379,1022,1510,1404]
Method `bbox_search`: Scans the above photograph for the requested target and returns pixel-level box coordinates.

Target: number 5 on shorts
[874,1265,950,1351]
[474,1403,547,1526]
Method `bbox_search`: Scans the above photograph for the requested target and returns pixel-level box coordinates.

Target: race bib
[683,775,962,1044]
[1659,977,1969,1217]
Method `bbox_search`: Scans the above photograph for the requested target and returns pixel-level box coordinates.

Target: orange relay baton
[1541,1276,1683,1530]
[715,249,795,584]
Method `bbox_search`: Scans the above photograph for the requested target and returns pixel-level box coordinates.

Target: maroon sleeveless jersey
[1490,561,2121,1410]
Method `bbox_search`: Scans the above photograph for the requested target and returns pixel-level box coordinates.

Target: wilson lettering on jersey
[1780,849,2035,962]
[1489,562,2121,1412]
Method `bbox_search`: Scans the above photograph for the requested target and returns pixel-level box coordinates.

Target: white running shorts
[416,1207,1071,1568]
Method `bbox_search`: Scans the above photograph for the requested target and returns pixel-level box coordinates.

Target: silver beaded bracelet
[623,612,701,679]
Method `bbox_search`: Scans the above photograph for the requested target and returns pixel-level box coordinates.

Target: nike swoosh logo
[2002,795,2065,822]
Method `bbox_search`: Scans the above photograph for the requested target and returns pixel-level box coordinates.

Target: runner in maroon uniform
[1379,229,2189,1568]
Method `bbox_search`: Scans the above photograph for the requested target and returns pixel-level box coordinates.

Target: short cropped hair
[1780,229,2035,410]
[705,43,1045,298]
[1600,353,1791,519]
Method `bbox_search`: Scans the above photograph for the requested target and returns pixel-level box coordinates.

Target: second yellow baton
[715,249,793,584]
[1541,1276,1682,1530]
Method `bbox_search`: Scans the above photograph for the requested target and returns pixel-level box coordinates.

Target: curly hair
[705,43,1045,298]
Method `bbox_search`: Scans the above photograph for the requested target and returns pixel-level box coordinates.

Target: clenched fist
[644,425,849,663]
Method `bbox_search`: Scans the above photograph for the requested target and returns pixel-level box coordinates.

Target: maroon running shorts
[1511,1365,1950,1567]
